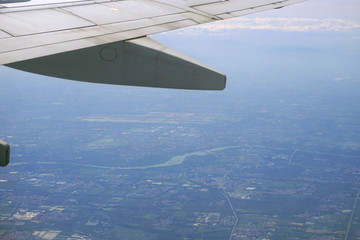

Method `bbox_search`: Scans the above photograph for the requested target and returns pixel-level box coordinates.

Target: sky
[0,0,359,115]
[148,0,360,94]
[175,0,360,33]
[1,0,359,83]
[156,0,360,53]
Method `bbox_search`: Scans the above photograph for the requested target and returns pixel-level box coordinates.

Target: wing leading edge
[0,0,306,90]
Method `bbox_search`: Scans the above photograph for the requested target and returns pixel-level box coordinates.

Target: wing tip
[215,74,226,91]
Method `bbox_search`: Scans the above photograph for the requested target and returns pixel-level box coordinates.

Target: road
[222,189,238,240]
[345,191,360,240]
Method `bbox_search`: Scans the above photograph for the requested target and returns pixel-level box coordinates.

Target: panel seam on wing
[0,29,13,38]
[0,19,196,55]
[149,0,222,21]
[0,0,104,13]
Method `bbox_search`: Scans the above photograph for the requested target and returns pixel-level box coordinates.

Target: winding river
[74,146,241,170]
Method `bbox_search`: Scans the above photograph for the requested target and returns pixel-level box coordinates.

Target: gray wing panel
[0,0,306,65]
[0,18,198,65]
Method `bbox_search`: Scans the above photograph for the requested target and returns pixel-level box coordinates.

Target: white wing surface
[0,0,305,90]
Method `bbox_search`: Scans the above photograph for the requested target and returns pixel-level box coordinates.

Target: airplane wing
[0,0,305,90]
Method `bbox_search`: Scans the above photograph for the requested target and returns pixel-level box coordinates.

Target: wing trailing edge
[7,37,226,90]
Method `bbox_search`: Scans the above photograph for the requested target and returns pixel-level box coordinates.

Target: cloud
[172,17,360,35]
[333,76,349,81]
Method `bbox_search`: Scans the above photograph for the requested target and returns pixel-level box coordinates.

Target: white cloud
[172,17,360,35]
[333,76,349,81]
